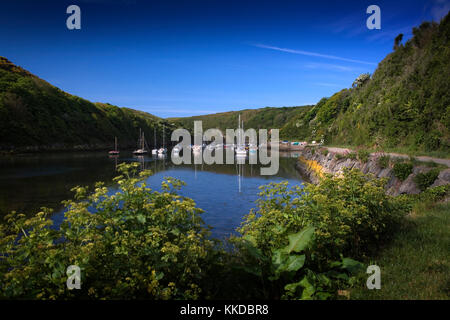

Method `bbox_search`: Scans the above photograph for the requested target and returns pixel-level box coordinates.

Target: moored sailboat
[235,114,247,157]
[133,128,148,155]
[108,136,120,155]
[152,127,158,155]
[158,124,167,154]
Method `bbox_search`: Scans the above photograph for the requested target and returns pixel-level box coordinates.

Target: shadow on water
[0,151,304,239]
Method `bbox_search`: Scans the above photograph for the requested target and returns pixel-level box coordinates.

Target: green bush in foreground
[0,163,215,299]
[233,169,409,299]
[0,167,411,300]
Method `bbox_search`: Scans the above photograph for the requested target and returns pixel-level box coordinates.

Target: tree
[352,73,371,89]
[394,33,403,50]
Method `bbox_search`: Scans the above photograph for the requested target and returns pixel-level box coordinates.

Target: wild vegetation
[2,164,433,300]
[279,14,450,156]
[169,106,312,134]
[351,186,449,300]
[0,57,173,151]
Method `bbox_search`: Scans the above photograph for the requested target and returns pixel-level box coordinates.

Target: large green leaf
[299,276,315,300]
[277,254,306,273]
[341,257,364,274]
[286,226,315,253]
[271,248,285,267]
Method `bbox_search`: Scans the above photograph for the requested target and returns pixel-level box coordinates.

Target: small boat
[133,129,148,155]
[235,147,247,156]
[192,145,202,153]
[235,114,247,157]
[108,137,120,155]
[249,143,258,153]
[157,124,167,154]
[172,144,182,156]
[152,127,158,154]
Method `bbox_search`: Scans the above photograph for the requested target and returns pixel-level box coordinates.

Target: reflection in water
[0,151,304,239]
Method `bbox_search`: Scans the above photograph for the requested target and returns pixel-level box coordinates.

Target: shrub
[321,148,329,156]
[239,169,408,262]
[335,153,345,160]
[393,162,413,181]
[235,169,408,299]
[413,169,440,191]
[0,163,215,299]
[357,149,370,163]
[348,152,357,160]
[377,155,390,169]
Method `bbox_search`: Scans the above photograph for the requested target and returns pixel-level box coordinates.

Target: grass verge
[350,200,449,300]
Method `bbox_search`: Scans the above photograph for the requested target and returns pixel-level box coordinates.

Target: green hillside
[0,57,173,152]
[169,106,312,134]
[280,14,450,156]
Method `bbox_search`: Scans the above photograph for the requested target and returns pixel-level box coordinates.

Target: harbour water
[0,151,305,239]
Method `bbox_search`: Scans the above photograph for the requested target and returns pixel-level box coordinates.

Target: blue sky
[1,0,449,118]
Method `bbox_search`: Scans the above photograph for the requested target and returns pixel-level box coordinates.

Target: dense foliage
[0,163,216,299]
[0,167,412,300]
[279,14,450,155]
[169,106,312,135]
[0,57,173,151]
[393,162,413,181]
[414,169,441,191]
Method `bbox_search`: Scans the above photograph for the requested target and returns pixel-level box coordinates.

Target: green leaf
[284,280,303,293]
[299,276,315,300]
[271,248,286,267]
[136,214,146,224]
[277,254,306,273]
[242,240,264,261]
[341,257,364,274]
[286,226,315,253]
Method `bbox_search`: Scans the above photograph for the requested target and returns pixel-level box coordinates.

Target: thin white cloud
[304,62,358,72]
[252,43,376,66]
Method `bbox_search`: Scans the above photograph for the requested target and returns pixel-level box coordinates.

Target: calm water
[0,151,304,238]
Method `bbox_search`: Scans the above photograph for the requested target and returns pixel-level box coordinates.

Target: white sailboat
[192,124,203,154]
[133,129,148,155]
[158,124,167,154]
[108,136,120,155]
[235,114,247,157]
[152,127,158,155]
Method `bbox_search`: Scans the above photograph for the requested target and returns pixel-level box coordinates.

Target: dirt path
[324,147,450,168]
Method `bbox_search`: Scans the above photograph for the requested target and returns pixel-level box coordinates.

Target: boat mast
[163,124,165,148]
[115,136,117,151]
[238,114,241,147]
[154,127,156,149]
[138,128,142,149]
[242,119,244,146]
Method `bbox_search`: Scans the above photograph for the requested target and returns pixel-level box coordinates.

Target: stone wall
[296,148,450,196]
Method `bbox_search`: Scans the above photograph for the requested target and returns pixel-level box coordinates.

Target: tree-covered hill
[0,57,173,152]
[280,13,450,155]
[169,105,312,134]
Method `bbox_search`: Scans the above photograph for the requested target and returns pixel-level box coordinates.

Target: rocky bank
[296,147,450,196]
